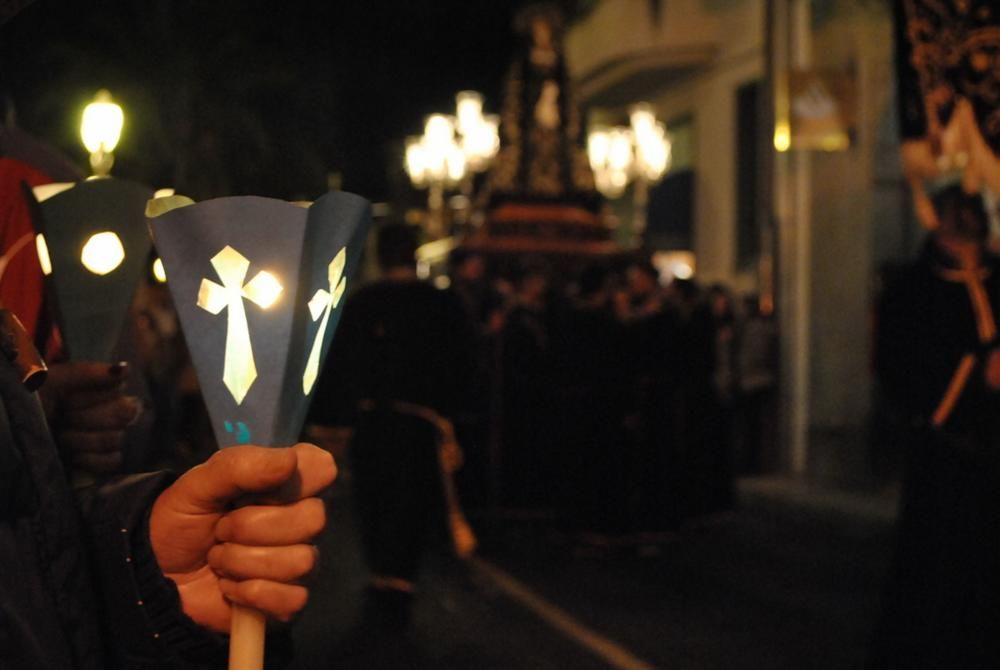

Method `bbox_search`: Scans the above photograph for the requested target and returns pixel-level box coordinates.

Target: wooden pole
[229,604,266,670]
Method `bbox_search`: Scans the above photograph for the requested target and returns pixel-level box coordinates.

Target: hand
[149,443,336,633]
[40,362,140,474]
[986,349,1000,390]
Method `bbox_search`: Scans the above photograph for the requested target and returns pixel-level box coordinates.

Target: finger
[63,396,142,430]
[256,443,337,504]
[58,430,124,454]
[173,446,300,513]
[215,498,326,546]
[61,387,127,412]
[218,579,309,623]
[73,450,123,474]
[47,361,129,394]
[207,543,318,582]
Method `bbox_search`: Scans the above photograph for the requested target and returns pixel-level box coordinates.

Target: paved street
[290,477,897,669]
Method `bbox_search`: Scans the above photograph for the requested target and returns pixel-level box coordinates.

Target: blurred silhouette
[309,222,475,638]
[871,185,1000,668]
[735,294,778,474]
[497,261,556,510]
[551,264,632,535]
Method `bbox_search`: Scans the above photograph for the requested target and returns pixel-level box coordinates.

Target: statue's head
[514,3,565,48]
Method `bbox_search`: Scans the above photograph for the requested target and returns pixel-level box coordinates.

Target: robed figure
[870,3,1000,667]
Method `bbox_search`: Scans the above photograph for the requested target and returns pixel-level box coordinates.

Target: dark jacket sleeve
[0,349,227,668]
[81,473,228,669]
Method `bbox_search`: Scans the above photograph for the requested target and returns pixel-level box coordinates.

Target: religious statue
[483,2,597,207]
[470,3,613,260]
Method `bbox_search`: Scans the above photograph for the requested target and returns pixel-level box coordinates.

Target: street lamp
[455,91,500,174]
[80,89,124,178]
[405,114,465,238]
[405,91,499,238]
[588,102,671,240]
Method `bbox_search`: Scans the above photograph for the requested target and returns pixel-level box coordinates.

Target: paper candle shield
[149,192,370,449]
[29,178,154,361]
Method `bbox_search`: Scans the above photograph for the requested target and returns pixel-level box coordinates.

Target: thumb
[172,446,298,514]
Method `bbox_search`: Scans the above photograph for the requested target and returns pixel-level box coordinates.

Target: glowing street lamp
[405,114,465,238]
[455,91,500,173]
[80,89,124,178]
[405,91,499,238]
[588,102,672,240]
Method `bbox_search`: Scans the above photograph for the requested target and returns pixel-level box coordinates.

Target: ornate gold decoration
[902,0,1000,151]
[302,247,347,394]
[197,245,283,404]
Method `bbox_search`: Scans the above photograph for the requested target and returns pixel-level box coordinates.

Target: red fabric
[0,157,52,339]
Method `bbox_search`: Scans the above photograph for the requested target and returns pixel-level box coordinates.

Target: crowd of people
[443,246,779,539]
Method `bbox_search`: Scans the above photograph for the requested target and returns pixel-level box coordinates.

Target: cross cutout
[302,247,347,394]
[197,245,283,404]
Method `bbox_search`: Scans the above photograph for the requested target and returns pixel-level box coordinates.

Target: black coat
[0,344,225,667]
[310,278,474,425]
[870,239,1000,668]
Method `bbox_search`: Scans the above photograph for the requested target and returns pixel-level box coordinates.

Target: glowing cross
[197,245,283,404]
[302,247,347,394]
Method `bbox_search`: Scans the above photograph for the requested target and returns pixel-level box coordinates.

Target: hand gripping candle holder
[148,191,370,669]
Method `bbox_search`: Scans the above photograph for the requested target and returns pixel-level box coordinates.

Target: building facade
[567,0,916,484]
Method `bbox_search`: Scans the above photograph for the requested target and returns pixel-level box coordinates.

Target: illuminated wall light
[35,234,52,275]
[672,262,694,280]
[152,257,167,283]
[81,231,125,275]
[651,250,696,284]
[774,121,792,152]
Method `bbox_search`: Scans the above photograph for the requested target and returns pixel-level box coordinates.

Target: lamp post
[588,102,671,242]
[80,89,124,178]
[405,91,499,239]
[405,115,465,239]
[455,91,500,179]
[454,91,499,230]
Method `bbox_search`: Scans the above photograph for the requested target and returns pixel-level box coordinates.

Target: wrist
[132,512,227,663]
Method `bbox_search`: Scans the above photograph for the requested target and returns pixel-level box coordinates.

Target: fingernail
[109,362,128,377]
[218,579,237,601]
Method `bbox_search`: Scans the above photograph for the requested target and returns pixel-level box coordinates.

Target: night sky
[0,1,564,204]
